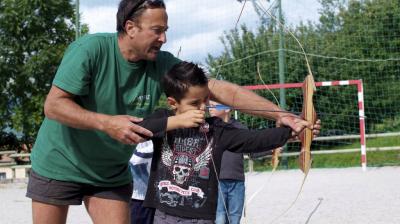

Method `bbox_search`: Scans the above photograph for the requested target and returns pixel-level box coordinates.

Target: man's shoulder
[154,51,180,66]
[71,33,115,49]
[78,33,114,42]
[145,51,180,75]
[156,51,176,60]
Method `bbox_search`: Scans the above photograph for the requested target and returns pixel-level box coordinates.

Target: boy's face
[169,85,209,114]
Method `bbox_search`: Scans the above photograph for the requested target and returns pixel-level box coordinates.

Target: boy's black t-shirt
[138,109,291,220]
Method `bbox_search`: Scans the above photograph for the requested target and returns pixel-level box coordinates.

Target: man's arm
[208,79,282,120]
[44,85,152,145]
[208,79,318,134]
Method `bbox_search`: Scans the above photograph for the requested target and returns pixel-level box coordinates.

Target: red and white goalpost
[243,79,367,170]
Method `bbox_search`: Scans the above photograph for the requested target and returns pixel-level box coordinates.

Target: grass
[245,136,400,172]
[331,135,400,149]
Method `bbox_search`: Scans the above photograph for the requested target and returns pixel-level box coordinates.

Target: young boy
[137,61,294,223]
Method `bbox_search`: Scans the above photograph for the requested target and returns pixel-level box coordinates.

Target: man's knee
[32,200,69,224]
[85,197,130,224]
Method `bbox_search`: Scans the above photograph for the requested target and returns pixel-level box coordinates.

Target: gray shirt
[218,119,247,181]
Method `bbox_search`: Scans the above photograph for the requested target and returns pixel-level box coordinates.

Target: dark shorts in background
[26,169,133,205]
[153,209,214,224]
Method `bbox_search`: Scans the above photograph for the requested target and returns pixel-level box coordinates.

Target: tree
[207,0,400,136]
[0,0,83,139]
[315,0,400,132]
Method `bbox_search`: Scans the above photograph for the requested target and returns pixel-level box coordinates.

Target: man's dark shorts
[26,169,133,205]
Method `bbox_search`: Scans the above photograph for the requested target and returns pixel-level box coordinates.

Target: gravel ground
[243,166,400,224]
[1,167,399,224]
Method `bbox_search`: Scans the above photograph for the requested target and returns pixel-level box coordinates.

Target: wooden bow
[299,74,317,174]
[267,74,317,224]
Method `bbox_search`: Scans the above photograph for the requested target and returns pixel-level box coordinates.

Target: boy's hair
[163,61,208,102]
[116,0,166,34]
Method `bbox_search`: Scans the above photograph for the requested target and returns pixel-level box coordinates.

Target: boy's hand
[175,110,206,128]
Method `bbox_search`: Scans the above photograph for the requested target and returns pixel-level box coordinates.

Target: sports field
[243,167,400,224]
[1,167,399,224]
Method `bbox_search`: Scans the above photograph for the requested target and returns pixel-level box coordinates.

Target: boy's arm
[218,124,291,154]
[166,110,205,130]
[248,150,273,159]
[137,109,205,138]
[136,110,169,139]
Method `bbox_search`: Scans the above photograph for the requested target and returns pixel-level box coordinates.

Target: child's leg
[226,180,245,224]
[215,181,229,224]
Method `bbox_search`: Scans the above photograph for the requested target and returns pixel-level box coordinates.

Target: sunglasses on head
[127,0,165,20]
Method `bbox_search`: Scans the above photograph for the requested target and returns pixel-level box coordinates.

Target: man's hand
[277,114,321,140]
[311,119,321,138]
[102,115,153,145]
[169,110,205,130]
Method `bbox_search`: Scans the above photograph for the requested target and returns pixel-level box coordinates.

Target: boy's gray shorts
[154,209,214,224]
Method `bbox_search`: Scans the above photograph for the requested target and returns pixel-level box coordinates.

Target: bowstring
[243,62,283,224]
[254,1,316,223]
[202,129,231,224]
[231,2,284,222]
[206,2,248,223]
[208,0,315,222]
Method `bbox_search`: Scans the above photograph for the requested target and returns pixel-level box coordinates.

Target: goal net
[233,79,367,169]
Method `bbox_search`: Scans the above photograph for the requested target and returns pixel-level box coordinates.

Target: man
[27,1,319,224]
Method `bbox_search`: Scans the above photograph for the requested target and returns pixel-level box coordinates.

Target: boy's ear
[167,97,178,110]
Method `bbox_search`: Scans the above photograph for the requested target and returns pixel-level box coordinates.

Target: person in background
[208,100,246,224]
[129,140,155,224]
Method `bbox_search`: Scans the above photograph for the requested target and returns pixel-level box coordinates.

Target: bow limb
[268,75,317,224]
[254,1,317,173]
[271,147,281,170]
[299,74,317,174]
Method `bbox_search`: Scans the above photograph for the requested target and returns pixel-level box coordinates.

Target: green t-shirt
[31,33,180,186]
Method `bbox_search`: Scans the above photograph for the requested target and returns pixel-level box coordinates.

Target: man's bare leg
[32,200,69,224]
[84,196,130,224]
